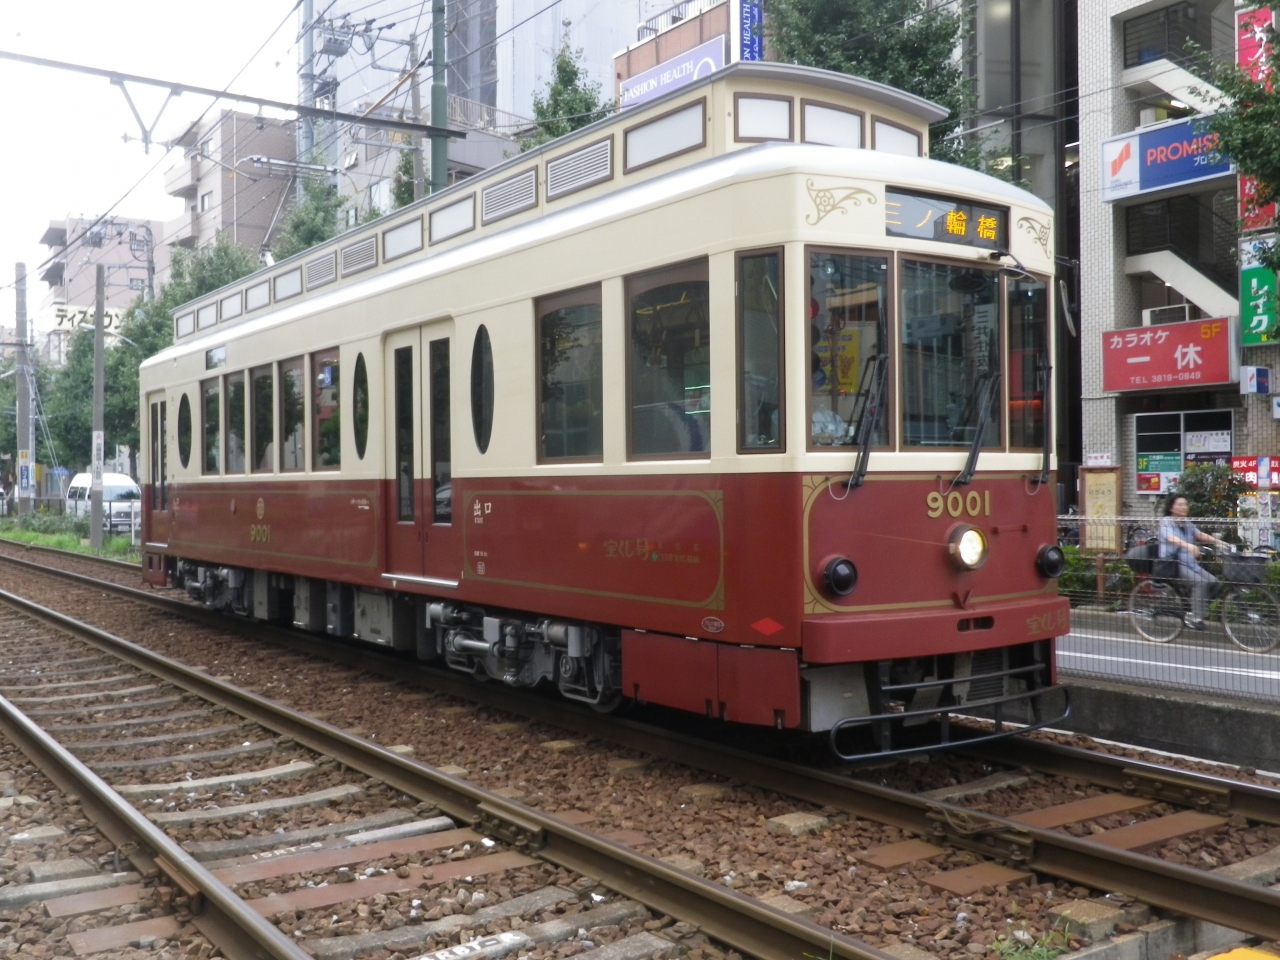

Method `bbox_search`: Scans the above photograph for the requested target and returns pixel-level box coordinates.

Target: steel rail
[959,737,1280,825]
[0,586,895,960]
[0,537,141,571]
[0,691,311,960]
[4,556,1280,938]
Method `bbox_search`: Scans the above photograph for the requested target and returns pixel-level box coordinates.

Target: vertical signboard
[1241,234,1278,345]
[736,0,764,61]
[17,449,30,498]
[91,430,104,491]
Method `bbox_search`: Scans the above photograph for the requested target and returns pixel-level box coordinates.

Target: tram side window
[251,365,274,473]
[809,252,889,448]
[280,357,305,472]
[900,260,1000,448]
[430,339,452,523]
[201,379,220,475]
[538,285,603,460]
[226,372,246,473]
[394,347,415,521]
[150,400,167,509]
[313,349,340,470]
[1008,277,1048,449]
[627,259,711,458]
[739,251,783,451]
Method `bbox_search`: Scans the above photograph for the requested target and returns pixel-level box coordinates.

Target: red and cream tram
[141,61,1069,756]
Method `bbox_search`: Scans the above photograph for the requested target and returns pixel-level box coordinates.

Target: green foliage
[1058,544,1134,606]
[392,148,417,208]
[767,0,978,167]
[1167,464,1252,518]
[272,178,347,261]
[0,522,139,559]
[1197,5,1280,273]
[520,24,614,151]
[992,926,1071,960]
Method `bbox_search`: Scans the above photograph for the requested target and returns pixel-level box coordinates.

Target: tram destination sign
[884,188,1007,251]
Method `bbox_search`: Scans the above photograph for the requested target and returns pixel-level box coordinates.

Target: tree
[392,148,417,208]
[1168,464,1251,518]
[272,179,347,261]
[520,24,613,151]
[1198,4,1280,273]
[39,238,258,472]
[767,0,979,168]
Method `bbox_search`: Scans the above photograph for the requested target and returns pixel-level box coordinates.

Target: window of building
[353,353,369,459]
[538,286,603,460]
[471,326,494,454]
[312,350,340,470]
[251,365,274,472]
[279,357,305,471]
[738,251,784,452]
[430,339,452,522]
[177,394,192,468]
[809,251,890,448]
[627,259,711,458]
[201,379,220,474]
[199,191,213,213]
[900,260,1000,448]
[1008,277,1048,450]
[226,372,246,473]
[394,346,415,520]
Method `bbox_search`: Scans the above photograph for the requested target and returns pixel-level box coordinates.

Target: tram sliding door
[385,329,424,576]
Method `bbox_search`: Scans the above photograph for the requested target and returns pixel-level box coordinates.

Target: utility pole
[14,263,30,516]
[90,265,105,551]
[409,33,425,202]
[431,0,447,194]
[298,0,315,201]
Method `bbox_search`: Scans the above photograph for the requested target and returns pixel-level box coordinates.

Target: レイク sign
[1101,318,1237,392]
[1241,235,1278,346]
[1100,117,1232,202]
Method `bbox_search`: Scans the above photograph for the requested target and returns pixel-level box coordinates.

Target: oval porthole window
[177,394,193,469]
[352,352,369,459]
[471,325,494,454]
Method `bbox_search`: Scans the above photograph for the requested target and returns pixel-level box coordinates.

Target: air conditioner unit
[1142,304,1190,326]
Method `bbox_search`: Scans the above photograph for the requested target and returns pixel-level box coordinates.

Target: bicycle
[1126,543,1280,652]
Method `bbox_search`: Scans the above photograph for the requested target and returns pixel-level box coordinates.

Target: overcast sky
[0,1,299,329]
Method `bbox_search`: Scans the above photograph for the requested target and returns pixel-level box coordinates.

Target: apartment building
[1078,0,1258,512]
[162,110,297,255]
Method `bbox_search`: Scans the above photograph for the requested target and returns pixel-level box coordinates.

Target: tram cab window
[250,365,274,473]
[538,286,603,461]
[1008,277,1048,449]
[312,350,340,470]
[738,251,783,451]
[280,357,305,472]
[201,379,220,475]
[627,259,711,458]
[226,372,246,473]
[149,400,167,509]
[808,252,889,448]
[900,261,1000,448]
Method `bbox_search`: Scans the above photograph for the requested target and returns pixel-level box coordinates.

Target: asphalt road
[1059,609,1280,703]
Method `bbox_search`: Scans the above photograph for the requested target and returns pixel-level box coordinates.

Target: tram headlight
[1036,544,1066,579]
[823,557,858,596]
[948,526,989,571]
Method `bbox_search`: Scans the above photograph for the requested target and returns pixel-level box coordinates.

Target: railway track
[1,549,1279,952]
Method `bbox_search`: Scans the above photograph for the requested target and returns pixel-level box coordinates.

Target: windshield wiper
[847,351,888,488]
[956,370,1000,486]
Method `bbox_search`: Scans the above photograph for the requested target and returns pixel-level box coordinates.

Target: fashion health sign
[1101,318,1237,392]
[1100,116,1232,202]
[619,37,725,109]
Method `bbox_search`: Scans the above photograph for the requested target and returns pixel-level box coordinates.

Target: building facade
[1078,0,1252,514]
[162,110,297,255]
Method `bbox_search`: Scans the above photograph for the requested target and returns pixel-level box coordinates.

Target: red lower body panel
[621,630,801,726]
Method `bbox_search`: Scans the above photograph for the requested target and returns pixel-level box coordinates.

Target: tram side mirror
[1058,279,1078,338]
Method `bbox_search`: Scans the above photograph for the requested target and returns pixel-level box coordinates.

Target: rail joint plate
[1122,767,1230,815]
[475,802,547,853]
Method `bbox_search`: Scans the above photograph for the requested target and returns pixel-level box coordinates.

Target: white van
[65,473,142,535]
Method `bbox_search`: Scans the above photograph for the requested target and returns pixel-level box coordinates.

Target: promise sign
[1100,117,1232,202]
[1101,318,1237,392]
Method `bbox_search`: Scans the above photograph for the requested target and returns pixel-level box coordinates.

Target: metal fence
[1056,515,1280,704]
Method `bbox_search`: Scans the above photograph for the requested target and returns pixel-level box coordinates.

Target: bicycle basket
[1224,553,1269,585]
[1125,539,1158,575]
[1152,558,1180,580]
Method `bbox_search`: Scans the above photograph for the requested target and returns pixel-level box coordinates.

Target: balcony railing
[1123,2,1208,68]
[638,0,727,40]
[446,95,533,136]
[1126,192,1237,294]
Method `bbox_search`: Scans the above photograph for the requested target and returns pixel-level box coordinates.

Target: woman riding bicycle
[1159,493,1230,630]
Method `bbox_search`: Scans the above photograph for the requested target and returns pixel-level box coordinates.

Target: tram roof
[163,62,968,345]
